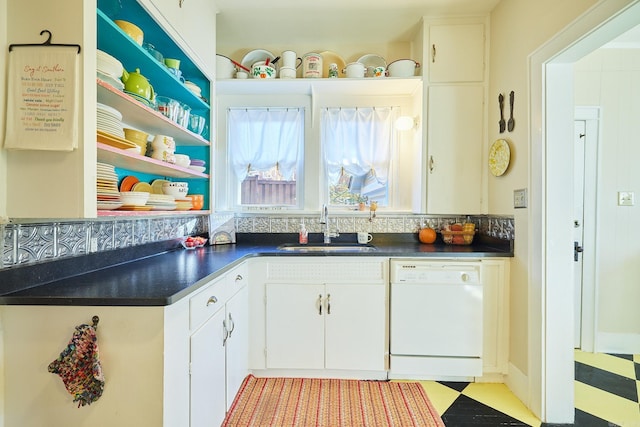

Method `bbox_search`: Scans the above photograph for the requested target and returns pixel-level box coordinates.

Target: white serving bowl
[119,191,149,206]
[174,154,191,168]
[162,186,189,198]
[387,59,420,77]
[216,54,236,79]
[188,165,206,174]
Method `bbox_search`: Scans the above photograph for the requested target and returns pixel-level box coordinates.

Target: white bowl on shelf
[119,191,149,206]
[174,154,191,168]
[188,165,206,174]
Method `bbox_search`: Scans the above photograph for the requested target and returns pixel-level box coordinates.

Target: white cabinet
[266,282,386,372]
[479,258,510,381]
[189,264,249,426]
[251,257,388,379]
[145,0,217,74]
[426,85,484,214]
[428,23,485,83]
[190,306,227,427]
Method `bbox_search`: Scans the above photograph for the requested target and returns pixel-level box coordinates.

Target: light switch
[514,188,527,208]
[618,191,634,206]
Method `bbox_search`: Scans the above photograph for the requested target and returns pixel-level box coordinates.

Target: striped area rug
[222,375,445,427]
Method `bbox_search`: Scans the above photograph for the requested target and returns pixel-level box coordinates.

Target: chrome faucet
[320,204,339,244]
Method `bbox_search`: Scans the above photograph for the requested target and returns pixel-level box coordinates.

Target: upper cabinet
[142,0,217,76]
[421,17,488,215]
[428,23,485,83]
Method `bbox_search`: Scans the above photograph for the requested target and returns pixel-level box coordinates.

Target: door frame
[528,0,640,422]
[574,106,600,353]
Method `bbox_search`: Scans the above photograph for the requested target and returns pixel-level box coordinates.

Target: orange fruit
[419,228,437,244]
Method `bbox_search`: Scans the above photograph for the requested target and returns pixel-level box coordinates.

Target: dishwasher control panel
[390,260,481,284]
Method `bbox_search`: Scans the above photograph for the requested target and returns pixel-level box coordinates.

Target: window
[228,108,304,208]
[321,107,396,208]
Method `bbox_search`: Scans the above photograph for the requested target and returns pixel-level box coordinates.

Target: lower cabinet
[265,282,386,371]
[189,264,249,427]
[250,257,389,379]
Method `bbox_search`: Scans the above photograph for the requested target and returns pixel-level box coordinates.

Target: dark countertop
[0,233,513,307]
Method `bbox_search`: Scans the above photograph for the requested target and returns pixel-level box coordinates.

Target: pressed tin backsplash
[1,213,514,270]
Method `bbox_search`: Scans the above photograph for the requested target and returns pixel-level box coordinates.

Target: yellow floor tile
[635,354,640,364]
[574,350,636,380]
[416,380,461,416]
[462,383,542,427]
[575,381,640,427]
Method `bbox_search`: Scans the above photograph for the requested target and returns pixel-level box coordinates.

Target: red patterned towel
[48,322,104,407]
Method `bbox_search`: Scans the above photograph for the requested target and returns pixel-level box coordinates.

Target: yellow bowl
[123,128,149,155]
[114,20,144,46]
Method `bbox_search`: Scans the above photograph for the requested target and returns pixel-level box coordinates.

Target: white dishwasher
[389,259,483,380]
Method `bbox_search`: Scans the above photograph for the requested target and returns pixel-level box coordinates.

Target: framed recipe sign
[4,32,81,151]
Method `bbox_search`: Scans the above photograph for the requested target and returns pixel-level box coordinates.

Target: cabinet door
[225,285,249,409]
[147,0,216,73]
[190,309,226,427]
[427,85,484,214]
[265,283,325,369]
[325,284,387,371]
[429,23,485,83]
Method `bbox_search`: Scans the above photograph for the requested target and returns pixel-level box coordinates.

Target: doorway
[529,0,640,422]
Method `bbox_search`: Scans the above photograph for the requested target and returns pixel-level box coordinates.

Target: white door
[573,107,599,350]
[190,309,227,427]
[265,283,325,369]
[225,285,249,409]
[573,119,586,348]
[324,283,386,371]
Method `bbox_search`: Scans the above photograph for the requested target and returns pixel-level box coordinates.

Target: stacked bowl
[97,50,124,89]
[162,181,188,198]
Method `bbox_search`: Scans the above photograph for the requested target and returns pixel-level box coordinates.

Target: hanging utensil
[498,93,506,133]
[508,91,515,132]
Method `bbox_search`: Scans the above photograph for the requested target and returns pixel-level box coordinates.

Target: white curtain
[228,108,302,180]
[321,107,395,194]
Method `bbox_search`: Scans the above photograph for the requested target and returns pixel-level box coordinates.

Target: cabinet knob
[429,155,435,173]
[206,296,218,306]
[235,274,243,282]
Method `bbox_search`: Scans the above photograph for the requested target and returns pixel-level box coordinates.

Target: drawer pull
[326,294,331,315]
[318,294,323,315]
[235,274,243,282]
[206,296,218,306]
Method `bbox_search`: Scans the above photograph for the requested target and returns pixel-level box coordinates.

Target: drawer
[190,277,228,331]
[228,264,249,294]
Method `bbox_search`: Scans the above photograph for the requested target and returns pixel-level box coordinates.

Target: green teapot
[121,68,155,104]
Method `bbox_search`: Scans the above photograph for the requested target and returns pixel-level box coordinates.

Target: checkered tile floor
[418,351,640,426]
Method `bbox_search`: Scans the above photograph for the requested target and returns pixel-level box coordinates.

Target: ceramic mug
[279,66,296,79]
[357,232,373,244]
[373,66,386,78]
[344,62,365,78]
[282,50,302,69]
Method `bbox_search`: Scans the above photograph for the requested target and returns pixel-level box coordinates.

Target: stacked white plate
[175,198,193,211]
[97,50,125,90]
[147,193,177,211]
[96,162,122,210]
[97,103,125,138]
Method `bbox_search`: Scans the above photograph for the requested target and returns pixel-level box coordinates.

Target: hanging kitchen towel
[4,45,79,151]
[48,320,104,407]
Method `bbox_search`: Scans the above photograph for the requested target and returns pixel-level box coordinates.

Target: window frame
[215,92,419,214]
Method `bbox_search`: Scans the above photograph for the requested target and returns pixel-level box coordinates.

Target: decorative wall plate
[489,138,510,177]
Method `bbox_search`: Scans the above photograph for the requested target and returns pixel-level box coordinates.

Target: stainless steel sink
[277,243,377,253]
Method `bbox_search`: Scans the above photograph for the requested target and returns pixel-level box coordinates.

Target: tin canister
[302,53,322,78]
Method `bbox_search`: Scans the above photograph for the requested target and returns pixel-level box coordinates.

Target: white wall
[489,0,598,380]
[575,48,640,352]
